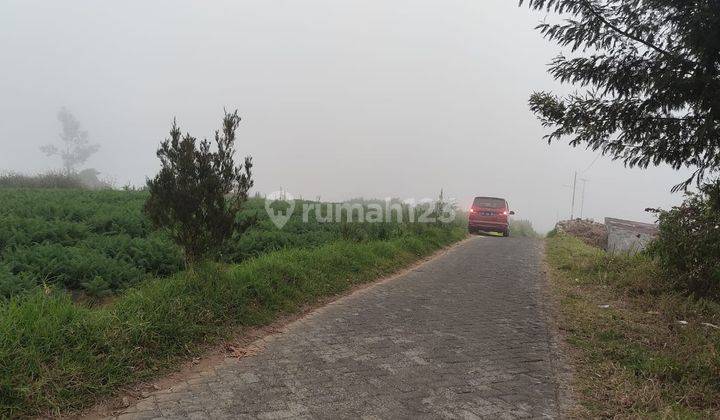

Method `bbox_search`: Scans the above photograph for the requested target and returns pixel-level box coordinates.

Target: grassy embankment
[0,188,466,417]
[546,233,720,418]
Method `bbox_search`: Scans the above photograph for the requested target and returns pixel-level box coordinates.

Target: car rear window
[472,197,505,208]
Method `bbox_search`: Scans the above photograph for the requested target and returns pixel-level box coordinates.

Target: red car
[468,196,514,237]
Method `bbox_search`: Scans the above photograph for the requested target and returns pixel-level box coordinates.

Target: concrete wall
[605,217,658,255]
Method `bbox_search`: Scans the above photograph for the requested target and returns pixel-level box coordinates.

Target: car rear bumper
[468,221,508,231]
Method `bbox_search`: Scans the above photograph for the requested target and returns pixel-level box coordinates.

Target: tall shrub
[648,182,720,298]
[145,110,254,265]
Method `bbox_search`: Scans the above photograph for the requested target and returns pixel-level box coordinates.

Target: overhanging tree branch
[578,0,700,67]
[522,0,720,190]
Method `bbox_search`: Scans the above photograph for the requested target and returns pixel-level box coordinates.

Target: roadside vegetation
[509,219,540,238]
[546,232,720,417]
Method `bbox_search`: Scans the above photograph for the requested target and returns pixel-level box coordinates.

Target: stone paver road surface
[115,236,562,419]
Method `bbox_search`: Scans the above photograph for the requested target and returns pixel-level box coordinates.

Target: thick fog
[0,0,691,232]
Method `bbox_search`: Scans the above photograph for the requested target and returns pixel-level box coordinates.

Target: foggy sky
[0,0,691,231]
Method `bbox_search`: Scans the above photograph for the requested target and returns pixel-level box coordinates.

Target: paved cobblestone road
[114,236,562,419]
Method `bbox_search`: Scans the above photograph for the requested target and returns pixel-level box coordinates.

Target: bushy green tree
[521,0,720,190]
[145,110,254,265]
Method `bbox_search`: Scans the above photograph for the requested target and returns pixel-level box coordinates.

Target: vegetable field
[0,189,461,300]
[0,189,182,299]
[0,188,466,417]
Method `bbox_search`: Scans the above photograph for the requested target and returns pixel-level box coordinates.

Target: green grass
[0,226,466,417]
[546,233,720,418]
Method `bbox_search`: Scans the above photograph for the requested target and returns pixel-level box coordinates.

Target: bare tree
[41,107,100,174]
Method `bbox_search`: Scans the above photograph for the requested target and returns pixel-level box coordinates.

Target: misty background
[0,0,691,232]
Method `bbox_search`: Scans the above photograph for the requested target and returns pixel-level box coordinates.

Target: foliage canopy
[522,0,720,190]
